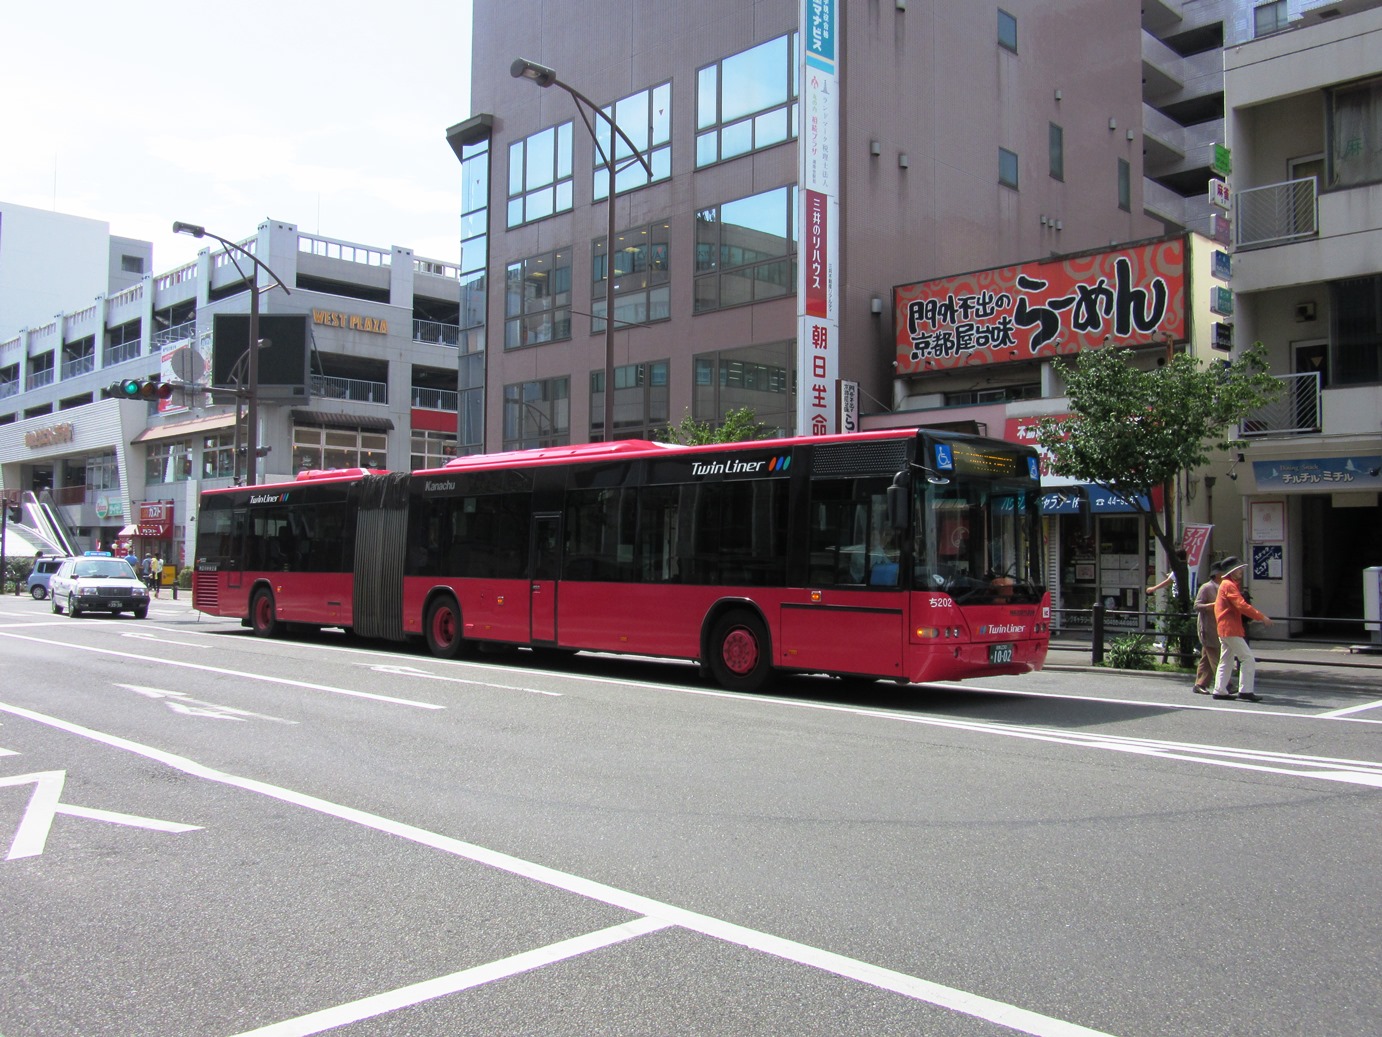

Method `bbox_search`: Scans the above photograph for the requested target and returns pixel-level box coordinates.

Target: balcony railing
[153,319,198,349]
[103,341,141,367]
[28,369,54,389]
[411,386,459,411]
[1241,372,1321,437]
[0,379,17,399]
[60,354,95,380]
[1235,177,1317,250]
[311,374,388,404]
[413,319,461,347]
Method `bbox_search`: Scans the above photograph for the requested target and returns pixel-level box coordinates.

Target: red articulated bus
[193,428,1050,690]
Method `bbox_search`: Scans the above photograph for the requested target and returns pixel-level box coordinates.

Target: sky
[2,1,474,275]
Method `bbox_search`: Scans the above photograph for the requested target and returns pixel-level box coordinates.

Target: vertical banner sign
[837,379,859,433]
[797,0,840,436]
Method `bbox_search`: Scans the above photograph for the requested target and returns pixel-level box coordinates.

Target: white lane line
[0,630,443,711]
[0,700,1120,1037]
[369,663,563,697]
[1317,698,1382,719]
[230,917,671,1037]
[932,681,1382,725]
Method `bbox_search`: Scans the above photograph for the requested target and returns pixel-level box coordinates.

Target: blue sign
[1027,456,1040,480]
[1252,456,1382,490]
[934,443,954,471]
[1252,544,1283,581]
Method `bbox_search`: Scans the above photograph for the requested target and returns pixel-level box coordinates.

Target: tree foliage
[1032,342,1282,612]
[655,406,777,445]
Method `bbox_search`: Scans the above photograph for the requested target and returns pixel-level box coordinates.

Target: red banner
[895,238,1186,374]
[137,500,174,539]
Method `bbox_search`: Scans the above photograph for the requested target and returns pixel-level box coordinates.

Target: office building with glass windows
[455,0,1161,450]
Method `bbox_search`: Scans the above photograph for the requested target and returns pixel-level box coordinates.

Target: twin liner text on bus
[193,429,1050,690]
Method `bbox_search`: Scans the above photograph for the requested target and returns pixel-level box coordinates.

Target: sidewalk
[1046,635,1382,691]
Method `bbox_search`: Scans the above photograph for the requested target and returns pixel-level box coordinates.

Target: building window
[411,429,458,470]
[146,441,192,484]
[590,360,670,440]
[1328,77,1382,189]
[1331,275,1382,386]
[457,352,485,459]
[695,186,797,313]
[1049,123,1064,181]
[592,221,671,333]
[505,248,572,349]
[507,122,574,228]
[594,82,672,200]
[202,432,237,480]
[503,377,570,450]
[944,383,1040,406]
[86,452,119,494]
[292,426,388,472]
[692,341,794,435]
[27,352,54,388]
[120,255,145,274]
[1118,157,1131,211]
[999,148,1019,189]
[696,32,799,168]
[1253,1,1287,37]
[998,9,1018,52]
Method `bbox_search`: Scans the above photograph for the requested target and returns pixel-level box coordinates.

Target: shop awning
[132,413,236,443]
[291,410,395,432]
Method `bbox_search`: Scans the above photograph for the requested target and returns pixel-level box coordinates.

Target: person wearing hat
[1191,558,1229,694]
[1212,558,1273,701]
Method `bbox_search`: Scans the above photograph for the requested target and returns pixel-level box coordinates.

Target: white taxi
[49,556,151,619]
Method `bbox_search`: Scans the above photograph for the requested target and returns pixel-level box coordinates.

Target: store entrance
[1299,496,1382,636]
[1057,513,1149,631]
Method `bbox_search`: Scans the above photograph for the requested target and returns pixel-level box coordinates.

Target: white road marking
[1317,698,1382,719]
[1,769,201,860]
[0,630,443,710]
[116,684,298,725]
[122,631,208,649]
[0,701,1120,1037]
[369,663,562,696]
[230,917,673,1037]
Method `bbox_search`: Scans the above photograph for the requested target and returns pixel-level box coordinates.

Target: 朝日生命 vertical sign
[797,0,839,436]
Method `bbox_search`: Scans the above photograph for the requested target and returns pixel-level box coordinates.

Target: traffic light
[104,378,174,401]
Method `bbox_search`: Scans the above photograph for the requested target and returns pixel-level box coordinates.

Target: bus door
[530,513,562,642]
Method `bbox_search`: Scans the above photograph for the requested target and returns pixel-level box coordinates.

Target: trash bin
[1365,566,1382,644]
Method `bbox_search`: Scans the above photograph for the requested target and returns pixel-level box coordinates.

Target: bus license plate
[989,643,1013,665]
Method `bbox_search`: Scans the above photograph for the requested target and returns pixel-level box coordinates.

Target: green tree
[1032,342,1281,620]
[655,406,777,445]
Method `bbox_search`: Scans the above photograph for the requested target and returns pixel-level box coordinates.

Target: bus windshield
[914,475,1044,605]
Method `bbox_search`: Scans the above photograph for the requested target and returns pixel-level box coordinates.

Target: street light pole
[511,58,654,443]
[172,222,291,486]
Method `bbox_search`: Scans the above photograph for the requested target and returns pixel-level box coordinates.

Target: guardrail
[1054,605,1370,665]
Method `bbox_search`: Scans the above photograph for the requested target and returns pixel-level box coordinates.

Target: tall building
[456,0,1160,451]
[0,201,150,334]
[1221,2,1382,629]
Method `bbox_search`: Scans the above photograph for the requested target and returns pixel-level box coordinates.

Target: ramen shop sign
[893,238,1186,374]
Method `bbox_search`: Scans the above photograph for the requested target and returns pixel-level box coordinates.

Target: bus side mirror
[887,471,911,530]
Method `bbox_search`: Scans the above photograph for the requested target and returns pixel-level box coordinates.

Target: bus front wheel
[425,597,468,659]
[250,589,280,638]
[709,610,771,692]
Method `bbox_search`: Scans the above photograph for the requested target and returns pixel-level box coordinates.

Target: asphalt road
[1,595,1378,1037]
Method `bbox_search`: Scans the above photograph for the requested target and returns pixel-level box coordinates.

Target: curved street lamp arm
[510,59,653,181]
[171,222,292,296]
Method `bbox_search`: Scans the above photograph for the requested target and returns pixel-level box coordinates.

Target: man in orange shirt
[1212,560,1273,702]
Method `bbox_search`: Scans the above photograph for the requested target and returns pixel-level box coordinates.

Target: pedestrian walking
[150,553,164,598]
[1212,559,1272,702]
[1192,558,1228,694]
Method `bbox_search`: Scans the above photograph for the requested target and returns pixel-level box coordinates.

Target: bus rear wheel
[709,610,771,692]
[425,596,468,659]
[250,589,280,638]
